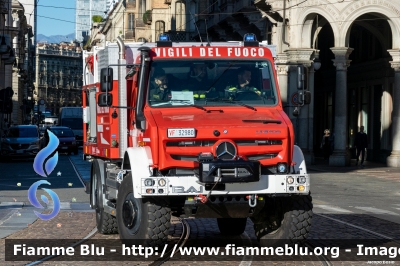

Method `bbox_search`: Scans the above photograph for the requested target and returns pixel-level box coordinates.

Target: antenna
[189,11,203,46]
[204,19,210,46]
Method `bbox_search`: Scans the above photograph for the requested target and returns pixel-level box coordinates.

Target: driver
[226,66,261,95]
[149,68,171,101]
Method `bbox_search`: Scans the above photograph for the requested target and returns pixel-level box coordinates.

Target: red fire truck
[82,34,312,246]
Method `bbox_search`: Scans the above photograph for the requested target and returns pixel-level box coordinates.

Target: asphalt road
[0,153,88,204]
[1,153,400,265]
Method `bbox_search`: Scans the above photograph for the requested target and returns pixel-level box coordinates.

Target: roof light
[159,34,170,41]
[156,34,172,47]
[243,33,259,47]
[244,33,257,42]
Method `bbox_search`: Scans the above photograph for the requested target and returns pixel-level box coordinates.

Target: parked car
[41,126,78,155]
[0,125,40,159]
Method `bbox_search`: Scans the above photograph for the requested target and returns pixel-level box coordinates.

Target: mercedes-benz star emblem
[216,141,237,160]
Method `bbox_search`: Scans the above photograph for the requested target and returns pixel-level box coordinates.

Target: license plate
[16,150,24,154]
[61,147,68,150]
[167,128,195,138]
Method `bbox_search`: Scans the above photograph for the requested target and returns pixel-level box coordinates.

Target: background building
[17,0,36,44]
[76,0,108,42]
[82,0,400,168]
[34,42,83,116]
[0,0,35,125]
[254,0,400,167]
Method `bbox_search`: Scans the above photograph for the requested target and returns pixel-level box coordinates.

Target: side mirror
[98,93,113,107]
[297,66,304,90]
[100,68,113,92]
[298,90,311,105]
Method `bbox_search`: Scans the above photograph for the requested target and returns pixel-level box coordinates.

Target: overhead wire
[30,0,396,35]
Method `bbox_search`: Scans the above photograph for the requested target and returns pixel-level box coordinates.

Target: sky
[37,0,76,36]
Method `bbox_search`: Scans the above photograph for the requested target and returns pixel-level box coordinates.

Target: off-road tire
[93,160,118,234]
[117,173,171,246]
[252,194,312,245]
[217,218,247,235]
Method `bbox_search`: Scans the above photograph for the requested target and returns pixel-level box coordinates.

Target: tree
[92,15,103,23]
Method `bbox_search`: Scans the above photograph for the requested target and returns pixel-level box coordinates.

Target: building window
[137,37,147,42]
[175,1,185,31]
[128,13,135,30]
[155,21,165,40]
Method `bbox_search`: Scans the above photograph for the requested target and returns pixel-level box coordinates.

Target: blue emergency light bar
[244,33,257,42]
[156,34,172,47]
[159,34,170,41]
[243,33,259,47]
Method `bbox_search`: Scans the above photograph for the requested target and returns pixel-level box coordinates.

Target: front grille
[235,140,283,146]
[171,155,198,161]
[167,140,216,147]
[247,153,278,160]
[167,140,282,147]
[10,144,30,150]
[171,153,278,161]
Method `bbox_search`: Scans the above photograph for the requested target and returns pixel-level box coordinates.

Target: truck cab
[82,34,312,246]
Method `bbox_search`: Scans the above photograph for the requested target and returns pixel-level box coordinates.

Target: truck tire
[217,218,247,235]
[117,173,171,246]
[252,194,312,245]
[93,160,118,234]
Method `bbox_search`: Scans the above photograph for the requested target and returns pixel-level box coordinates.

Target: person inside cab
[149,69,171,101]
[183,63,213,99]
[225,67,261,100]
[226,66,261,98]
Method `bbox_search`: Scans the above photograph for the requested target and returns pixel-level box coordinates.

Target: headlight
[277,163,287,173]
[72,141,77,145]
[158,179,166,186]
[144,179,154,186]
[298,176,306,184]
[287,176,294,184]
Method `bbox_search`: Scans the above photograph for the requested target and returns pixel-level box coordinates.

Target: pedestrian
[354,125,368,167]
[320,129,331,160]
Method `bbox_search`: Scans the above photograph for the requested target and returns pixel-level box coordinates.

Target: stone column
[387,50,400,167]
[329,47,353,166]
[275,53,289,106]
[305,65,315,164]
[286,49,314,155]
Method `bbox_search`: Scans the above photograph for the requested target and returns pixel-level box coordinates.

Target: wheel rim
[122,193,138,229]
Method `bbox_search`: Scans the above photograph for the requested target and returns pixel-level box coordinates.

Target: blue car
[0,125,40,159]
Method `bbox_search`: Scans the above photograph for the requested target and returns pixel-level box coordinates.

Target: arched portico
[256,0,400,166]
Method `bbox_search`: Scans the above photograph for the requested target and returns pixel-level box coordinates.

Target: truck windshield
[147,60,277,108]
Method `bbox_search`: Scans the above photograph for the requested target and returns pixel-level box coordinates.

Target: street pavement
[1,154,400,265]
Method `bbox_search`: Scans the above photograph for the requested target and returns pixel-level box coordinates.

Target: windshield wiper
[207,99,257,111]
[151,99,208,112]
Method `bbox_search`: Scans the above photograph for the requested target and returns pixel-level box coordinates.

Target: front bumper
[136,173,310,198]
[199,159,260,183]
